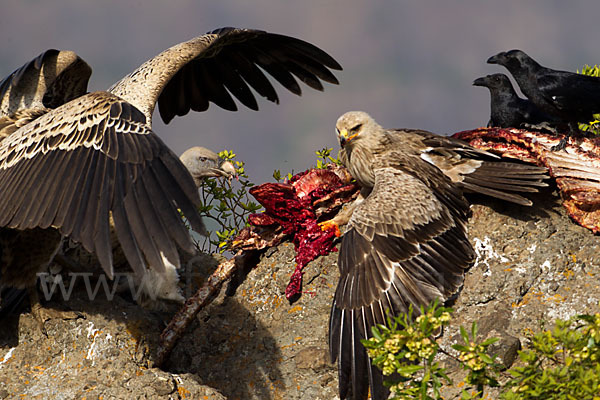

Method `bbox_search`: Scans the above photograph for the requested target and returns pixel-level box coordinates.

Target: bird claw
[318,220,341,237]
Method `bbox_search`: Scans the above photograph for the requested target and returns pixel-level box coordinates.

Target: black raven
[473,73,561,130]
[487,50,600,133]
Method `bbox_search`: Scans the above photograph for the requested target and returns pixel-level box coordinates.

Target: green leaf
[481,337,500,346]
[395,364,424,375]
[460,325,469,343]
[471,321,478,340]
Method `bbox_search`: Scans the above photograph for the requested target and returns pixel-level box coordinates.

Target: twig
[155,250,244,367]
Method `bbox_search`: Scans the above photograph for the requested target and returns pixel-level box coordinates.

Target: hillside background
[2,1,600,186]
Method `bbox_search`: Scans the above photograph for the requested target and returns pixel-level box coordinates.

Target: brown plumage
[330,111,475,400]
[0,49,91,118]
[383,127,548,206]
[338,114,548,208]
[0,28,341,316]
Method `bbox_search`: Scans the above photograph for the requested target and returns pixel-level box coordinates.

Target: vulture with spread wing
[0,28,341,324]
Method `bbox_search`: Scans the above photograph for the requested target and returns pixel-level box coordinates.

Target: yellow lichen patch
[570,254,577,263]
[504,268,513,272]
[287,305,303,314]
[280,342,298,350]
[273,296,284,308]
[177,385,191,398]
[522,327,534,336]
[33,365,45,374]
[544,294,566,304]
[562,268,574,279]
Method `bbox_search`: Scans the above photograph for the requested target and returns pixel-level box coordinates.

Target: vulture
[327,111,547,400]
[0,27,341,326]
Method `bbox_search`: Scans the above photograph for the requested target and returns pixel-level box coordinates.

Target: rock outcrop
[1,185,599,399]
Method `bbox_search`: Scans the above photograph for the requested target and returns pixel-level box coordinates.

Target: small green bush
[196,150,262,253]
[362,300,454,399]
[501,313,600,399]
[362,300,500,399]
[578,65,600,135]
[363,301,600,399]
[315,147,341,169]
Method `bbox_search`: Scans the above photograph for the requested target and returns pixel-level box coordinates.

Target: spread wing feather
[0,49,91,118]
[0,91,203,278]
[329,165,474,400]
[107,28,341,124]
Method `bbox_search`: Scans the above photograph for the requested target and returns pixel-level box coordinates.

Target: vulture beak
[219,160,236,177]
[219,160,238,181]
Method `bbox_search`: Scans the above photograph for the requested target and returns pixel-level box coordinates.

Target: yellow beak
[338,129,358,147]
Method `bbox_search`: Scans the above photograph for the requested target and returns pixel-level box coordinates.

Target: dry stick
[155,250,243,367]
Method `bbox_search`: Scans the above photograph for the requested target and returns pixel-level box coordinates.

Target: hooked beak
[214,160,238,182]
[338,128,358,148]
[196,160,237,181]
[219,160,237,178]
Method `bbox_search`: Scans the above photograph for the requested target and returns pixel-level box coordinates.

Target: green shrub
[578,65,600,135]
[501,313,600,399]
[362,300,500,399]
[363,301,600,399]
[196,150,262,253]
[315,147,341,169]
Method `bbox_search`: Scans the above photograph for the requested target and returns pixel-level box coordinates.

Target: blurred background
[2,0,600,185]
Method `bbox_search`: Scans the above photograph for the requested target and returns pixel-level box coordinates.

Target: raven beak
[472,77,487,87]
[487,52,504,64]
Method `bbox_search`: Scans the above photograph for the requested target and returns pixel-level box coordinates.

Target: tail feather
[461,182,534,206]
[459,160,549,205]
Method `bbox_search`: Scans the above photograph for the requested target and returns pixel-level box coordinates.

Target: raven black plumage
[473,73,559,129]
[487,49,600,132]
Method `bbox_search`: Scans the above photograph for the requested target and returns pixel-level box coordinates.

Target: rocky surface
[1,184,600,399]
